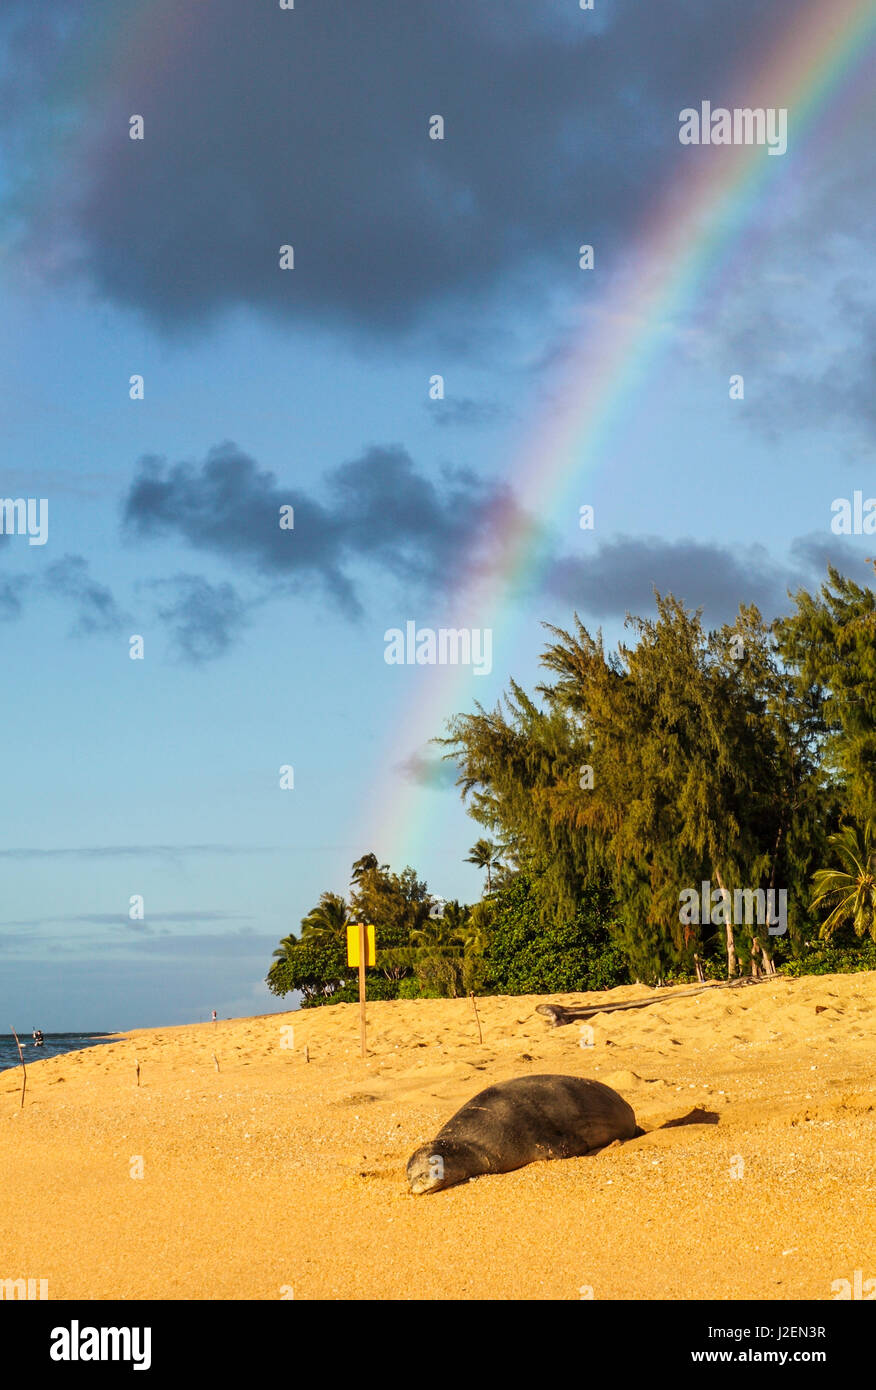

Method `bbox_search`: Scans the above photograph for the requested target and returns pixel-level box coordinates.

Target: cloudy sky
[0,0,874,1028]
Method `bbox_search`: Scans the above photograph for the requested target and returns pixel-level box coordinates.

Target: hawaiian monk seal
[406,1073,642,1194]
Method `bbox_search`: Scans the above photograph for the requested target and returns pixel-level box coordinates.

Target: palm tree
[299,891,351,949]
[441,899,470,938]
[811,822,876,941]
[409,913,464,998]
[350,852,392,887]
[451,907,492,957]
[464,838,504,894]
[410,917,455,950]
[413,900,474,958]
[351,852,379,884]
[272,934,298,961]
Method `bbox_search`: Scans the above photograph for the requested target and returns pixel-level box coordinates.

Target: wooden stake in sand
[135,1058,140,1087]
[358,922,367,1058]
[9,1026,26,1109]
[470,993,483,1045]
[304,1044,310,1064]
[347,923,376,1060]
[212,1052,220,1072]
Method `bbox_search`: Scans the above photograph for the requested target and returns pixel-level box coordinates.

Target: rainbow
[5,0,202,256]
[360,0,876,876]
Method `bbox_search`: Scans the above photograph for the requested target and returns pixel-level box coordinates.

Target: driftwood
[536,974,772,1028]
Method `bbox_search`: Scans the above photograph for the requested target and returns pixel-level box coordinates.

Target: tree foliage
[481,873,629,995]
[268,568,876,1001]
[442,588,839,981]
[776,565,876,822]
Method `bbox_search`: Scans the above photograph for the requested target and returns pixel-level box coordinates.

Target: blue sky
[0,0,874,1028]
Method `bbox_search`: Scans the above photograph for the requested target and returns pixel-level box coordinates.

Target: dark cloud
[122,442,876,647]
[151,574,251,663]
[699,143,876,447]
[0,550,122,633]
[0,0,804,336]
[0,572,29,621]
[42,553,126,634]
[542,534,816,623]
[123,441,521,616]
[715,289,876,448]
[396,751,459,791]
[789,533,876,586]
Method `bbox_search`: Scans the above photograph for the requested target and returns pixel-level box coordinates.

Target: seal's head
[405,1138,487,1194]
[406,1142,451,1195]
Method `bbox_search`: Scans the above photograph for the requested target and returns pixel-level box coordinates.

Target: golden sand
[1,973,873,1300]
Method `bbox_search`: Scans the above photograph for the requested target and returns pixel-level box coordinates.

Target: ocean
[0,1032,121,1073]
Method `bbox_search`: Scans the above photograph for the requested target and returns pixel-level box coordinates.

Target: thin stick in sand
[9,1026,26,1109]
[135,1058,140,1087]
[470,993,483,1045]
[304,1044,310,1064]
[212,1052,220,1072]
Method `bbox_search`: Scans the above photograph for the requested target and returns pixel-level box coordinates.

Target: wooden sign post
[346,923,376,1058]
[358,921,366,1058]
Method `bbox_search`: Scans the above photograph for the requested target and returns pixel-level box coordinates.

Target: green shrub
[320,973,403,1004]
[396,976,422,999]
[779,940,876,977]
[483,875,630,995]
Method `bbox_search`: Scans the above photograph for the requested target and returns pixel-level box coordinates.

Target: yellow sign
[346,923,376,968]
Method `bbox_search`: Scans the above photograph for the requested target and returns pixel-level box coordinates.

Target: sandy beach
[1,972,873,1301]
